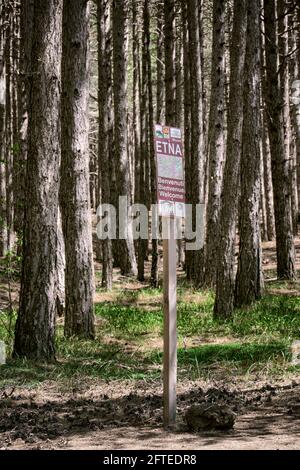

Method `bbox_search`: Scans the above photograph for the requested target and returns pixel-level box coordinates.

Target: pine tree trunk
[11,0,23,240]
[132,0,141,205]
[186,0,205,284]
[138,0,149,282]
[198,1,207,151]
[0,1,7,256]
[214,0,247,318]
[181,0,191,275]
[145,0,158,288]
[262,115,276,240]
[278,0,297,235]
[260,141,268,242]
[175,5,183,129]
[175,5,184,268]
[294,6,300,209]
[112,0,137,277]
[204,0,226,287]
[156,1,164,124]
[235,0,263,307]
[260,14,275,241]
[14,0,30,245]
[56,208,65,317]
[14,0,63,361]
[164,0,176,126]
[289,6,300,227]
[98,0,113,289]
[61,0,95,339]
[263,0,296,280]
[4,2,15,252]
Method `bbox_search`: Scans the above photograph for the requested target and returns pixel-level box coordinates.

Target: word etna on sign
[155,125,185,218]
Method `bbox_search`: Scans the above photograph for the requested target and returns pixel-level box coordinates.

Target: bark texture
[112,0,137,276]
[204,0,226,286]
[14,0,63,360]
[235,0,263,306]
[263,0,296,280]
[186,0,205,284]
[164,0,176,126]
[214,0,247,318]
[98,0,113,289]
[61,0,95,338]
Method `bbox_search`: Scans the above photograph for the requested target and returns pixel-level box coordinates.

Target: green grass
[151,340,291,379]
[95,303,162,338]
[0,329,160,388]
[230,295,300,340]
[95,291,300,341]
[1,283,300,389]
[153,341,289,367]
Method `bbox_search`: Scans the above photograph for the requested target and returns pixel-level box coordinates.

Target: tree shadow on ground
[1,380,300,448]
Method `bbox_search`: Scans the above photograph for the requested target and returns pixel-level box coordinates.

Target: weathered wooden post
[163,215,177,427]
[154,125,185,429]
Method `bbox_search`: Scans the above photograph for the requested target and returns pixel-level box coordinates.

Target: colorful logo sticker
[163,127,170,138]
[170,128,181,139]
[155,124,164,138]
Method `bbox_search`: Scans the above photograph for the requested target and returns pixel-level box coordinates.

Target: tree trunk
[11,0,23,241]
[132,0,141,205]
[289,5,300,228]
[112,0,137,277]
[164,0,176,126]
[61,0,95,339]
[0,1,7,256]
[14,0,30,244]
[214,0,247,318]
[4,1,15,252]
[263,0,296,280]
[278,0,297,235]
[262,114,276,240]
[145,0,158,288]
[204,0,226,287]
[56,208,65,317]
[181,0,191,274]
[98,0,113,289]
[14,0,63,361]
[260,139,268,242]
[156,1,164,124]
[235,0,263,307]
[186,0,205,284]
[294,5,300,209]
[175,4,183,129]
[260,11,275,241]
[138,0,149,282]
[175,4,184,268]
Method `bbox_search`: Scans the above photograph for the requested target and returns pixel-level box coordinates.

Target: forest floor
[1,239,300,450]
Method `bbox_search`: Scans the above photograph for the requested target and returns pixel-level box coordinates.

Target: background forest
[1,0,300,451]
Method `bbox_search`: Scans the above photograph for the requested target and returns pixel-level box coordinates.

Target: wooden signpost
[154,124,185,428]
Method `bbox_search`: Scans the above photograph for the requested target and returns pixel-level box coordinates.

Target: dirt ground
[1,378,300,450]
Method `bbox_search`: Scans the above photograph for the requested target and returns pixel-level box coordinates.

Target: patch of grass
[152,341,289,365]
[1,281,300,389]
[0,328,159,388]
[94,289,300,345]
[0,309,17,355]
[95,303,162,338]
[149,340,291,380]
[230,295,300,340]
[177,294,216,337]
[0,249,22,280]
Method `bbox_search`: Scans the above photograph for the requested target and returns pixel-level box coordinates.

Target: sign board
[155,124,185,429]
[155,125,185,218]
